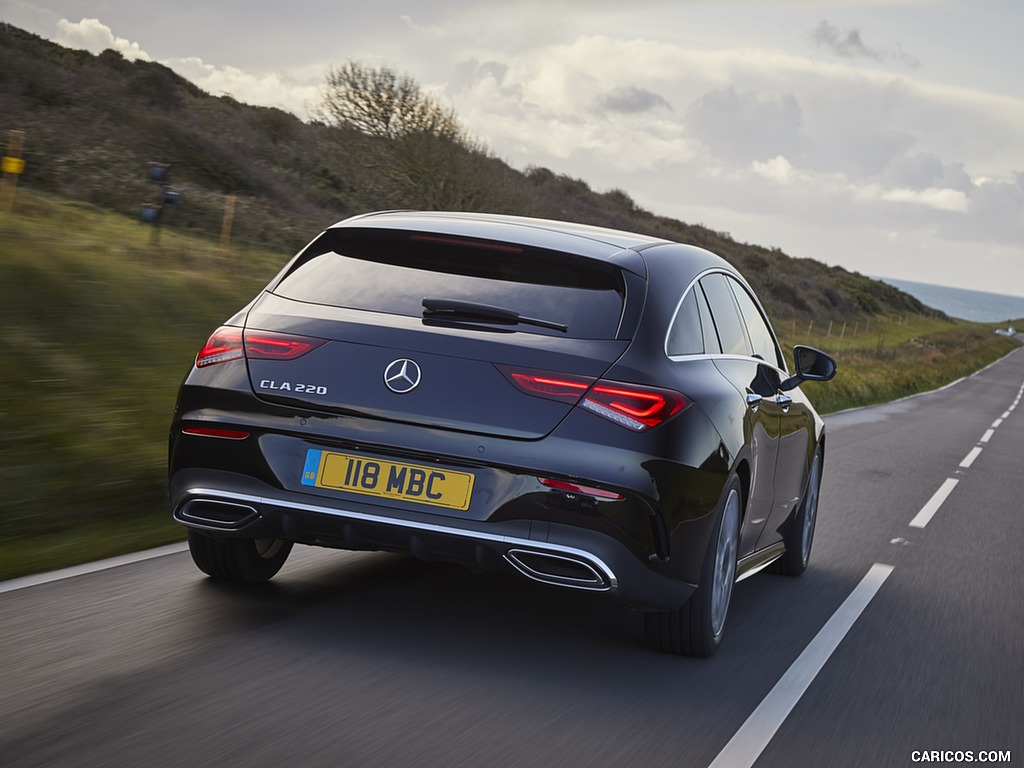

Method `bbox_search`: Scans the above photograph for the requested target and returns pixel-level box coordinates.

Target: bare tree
[316,62,465,143]
[313,61,489,210]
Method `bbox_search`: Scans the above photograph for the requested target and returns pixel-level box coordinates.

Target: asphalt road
[2,349,1023,768]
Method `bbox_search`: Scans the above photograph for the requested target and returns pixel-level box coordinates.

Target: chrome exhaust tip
[504,548,613,591]
[175,499,259,530]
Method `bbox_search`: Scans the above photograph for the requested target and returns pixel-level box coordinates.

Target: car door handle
[774,393,793,412]
[745,393,763,412]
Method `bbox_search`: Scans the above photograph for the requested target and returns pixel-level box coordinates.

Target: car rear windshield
[270,228,627,339]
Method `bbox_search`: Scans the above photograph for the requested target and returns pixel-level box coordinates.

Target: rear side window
[696,284,721,355]
[272,229,626,339]
[666,289,704,356]
[700,273,751,357]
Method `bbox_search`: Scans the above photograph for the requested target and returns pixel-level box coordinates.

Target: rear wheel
[645,475,742,657]
[772,449,822,577]
[187,530,293,583]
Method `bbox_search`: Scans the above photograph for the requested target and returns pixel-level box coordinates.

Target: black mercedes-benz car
[169,211,835,656]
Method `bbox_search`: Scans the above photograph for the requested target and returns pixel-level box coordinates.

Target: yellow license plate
[301,449,474,511]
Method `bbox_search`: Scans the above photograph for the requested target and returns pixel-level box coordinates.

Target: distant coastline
[876,277,1024,323]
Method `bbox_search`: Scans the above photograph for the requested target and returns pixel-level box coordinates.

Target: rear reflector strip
[182,427,250,440]
[539,477,624,500]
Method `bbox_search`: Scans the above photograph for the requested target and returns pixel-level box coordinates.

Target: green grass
[777,315,1021,413]
[0,512,184,582]
[0,189,1019,580]
[0,189,285,578]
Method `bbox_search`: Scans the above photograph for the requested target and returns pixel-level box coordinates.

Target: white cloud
[54,18,150,61]
[38,15,324,117]
[165,57,320,116]
[752,156,795,184]
[880,187,969,213]
[433,27,1024,267]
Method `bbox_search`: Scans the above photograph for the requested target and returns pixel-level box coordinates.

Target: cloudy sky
[3,0,1023,297]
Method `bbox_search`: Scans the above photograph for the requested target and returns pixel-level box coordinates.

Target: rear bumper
[170,470,695,611]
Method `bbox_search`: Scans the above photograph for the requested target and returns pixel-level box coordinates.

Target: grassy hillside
[1,21,932,329]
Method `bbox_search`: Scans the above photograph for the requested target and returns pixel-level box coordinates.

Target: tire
[645,475,742,657]
[772,449,822,577]
[187,530,293,584]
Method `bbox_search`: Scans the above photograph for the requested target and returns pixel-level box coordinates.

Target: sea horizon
[875,277,1024,324]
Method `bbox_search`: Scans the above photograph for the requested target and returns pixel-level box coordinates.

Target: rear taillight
[580,381,690,432]
[245,331,326,361]
[496,365,595,403]
[497,365,689,431]
[196,327,326,368]
[196,327,244,368]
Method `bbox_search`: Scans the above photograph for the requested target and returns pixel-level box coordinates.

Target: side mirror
[780,346,837,391]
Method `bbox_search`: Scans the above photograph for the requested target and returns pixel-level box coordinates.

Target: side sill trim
[736,544,786,582]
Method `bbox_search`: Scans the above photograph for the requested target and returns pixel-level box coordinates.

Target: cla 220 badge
[259,379,328,395]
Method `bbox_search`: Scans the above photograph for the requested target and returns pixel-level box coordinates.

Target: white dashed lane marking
[906,378,1021,530]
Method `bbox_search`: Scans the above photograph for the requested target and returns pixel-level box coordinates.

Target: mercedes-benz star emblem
[383,358,422,394]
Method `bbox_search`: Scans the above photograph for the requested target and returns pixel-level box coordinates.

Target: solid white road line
[708,563,895,768]
[909,478,960,529]
[960,447,983,469]
[0,542,189,595]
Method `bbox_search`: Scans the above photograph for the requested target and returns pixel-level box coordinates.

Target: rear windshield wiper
[422,298,568,333]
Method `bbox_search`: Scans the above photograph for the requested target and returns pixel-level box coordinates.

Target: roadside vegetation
[1,23,1019,580]
[783,315,1019,414]
[0,191,284,580]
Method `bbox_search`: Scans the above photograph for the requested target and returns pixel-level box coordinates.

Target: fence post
[220,195,237,250]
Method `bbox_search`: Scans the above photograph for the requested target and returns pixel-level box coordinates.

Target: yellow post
[1,130,26,213]
[220,194,237,250]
